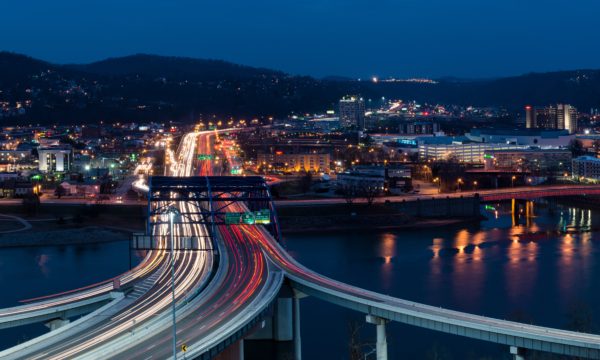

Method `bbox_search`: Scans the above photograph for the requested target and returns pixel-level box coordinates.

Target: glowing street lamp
[433,177,441,193]
[511,175,516,188]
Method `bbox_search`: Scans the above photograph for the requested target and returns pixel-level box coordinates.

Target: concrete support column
[510,346,525,360]
[45,318,70,331]
[274,297,293,341]
[239,339,244,360]
[293,296,301,360]
[366,315,388,360]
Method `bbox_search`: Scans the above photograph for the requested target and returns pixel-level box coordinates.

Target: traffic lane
[118,224,268,359]
[23,249,208,360]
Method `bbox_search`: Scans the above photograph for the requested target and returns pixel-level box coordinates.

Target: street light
[433,177,441,193]
[457,178,463,192]
[165,205,180,360]
[511,175,516,188]
[473,180,478,191]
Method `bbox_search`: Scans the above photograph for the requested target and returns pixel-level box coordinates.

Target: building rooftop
[574,156,600,162]
[485,148,571,154]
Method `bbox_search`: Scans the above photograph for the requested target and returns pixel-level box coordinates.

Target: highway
[0,133,216,359]
[1,130,282,360]
[94,131,282,360]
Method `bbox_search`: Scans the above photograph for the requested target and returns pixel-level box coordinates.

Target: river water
[283,200,600,359]
[1,200,598,359]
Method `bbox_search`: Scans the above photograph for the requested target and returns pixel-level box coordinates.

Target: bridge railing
[131,233,213,250]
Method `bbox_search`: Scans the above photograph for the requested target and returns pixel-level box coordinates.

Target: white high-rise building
[38,146,72,173]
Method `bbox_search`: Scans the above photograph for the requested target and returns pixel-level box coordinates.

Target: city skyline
[2,0,600,79]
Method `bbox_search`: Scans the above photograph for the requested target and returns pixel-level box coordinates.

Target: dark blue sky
[3,0,599,78]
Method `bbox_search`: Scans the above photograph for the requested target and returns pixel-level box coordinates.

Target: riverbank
[0,226,133,248]
[277,202,482,233]
[280,217,479,234]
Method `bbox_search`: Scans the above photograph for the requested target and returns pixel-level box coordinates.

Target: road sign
[254,209,271,224]
[181,344,187,352]
[225,210,270,225]
[241,213,255,225]
[197,154,212,161]
[225,212,243,225]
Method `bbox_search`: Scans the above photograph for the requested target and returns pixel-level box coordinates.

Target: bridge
[479,185,600,202]
[1,130,600,360]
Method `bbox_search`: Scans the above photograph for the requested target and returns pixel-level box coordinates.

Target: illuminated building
[339,96,365,130]
[38,146,73,173]
[525,104,578,133]
[257,151,330,172]
[483,149,571,173]
[573,156,600,181]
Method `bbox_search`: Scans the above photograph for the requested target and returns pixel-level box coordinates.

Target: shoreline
[0,226,139,248]
[281,217,481,234]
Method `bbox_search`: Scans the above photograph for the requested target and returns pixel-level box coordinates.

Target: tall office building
[557,104,577,134]
[524,104,578,134]
[525,105,534,128]
[339,96,365,130]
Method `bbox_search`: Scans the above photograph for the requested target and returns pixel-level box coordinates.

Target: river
[283,200,600,359]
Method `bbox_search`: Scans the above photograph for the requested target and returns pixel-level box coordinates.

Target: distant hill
[0,52,56,85]
[66,54,285,81]
[0,51,599,124]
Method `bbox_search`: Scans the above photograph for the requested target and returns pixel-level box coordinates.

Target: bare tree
[55,185,66,199]
[300,171,313,194]
[359,181,380,206]
[22,193,40,216]
[348,321,366,360]
[338,183,358,205]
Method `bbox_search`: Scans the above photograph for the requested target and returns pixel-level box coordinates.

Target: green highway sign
[198,154,213,161]
[254,209,271,224]
[242,213,255,225]
[225,212,243,225]
[224,209,270,225]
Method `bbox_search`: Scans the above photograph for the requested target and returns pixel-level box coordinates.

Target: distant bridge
[479,185,600,202]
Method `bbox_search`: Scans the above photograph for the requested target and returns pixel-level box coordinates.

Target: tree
[55,185,66,199]
[359,181,380,206]
[299,171,313,194]
[338,183,358,205]
[348,321,367,360]
[569,139,586,157]
[593,139,600,154]
[22,193,40,216]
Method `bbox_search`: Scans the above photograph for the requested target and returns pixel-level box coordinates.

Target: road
[81,131,281,359]
[274,184,600,207]
[1,133,215,359]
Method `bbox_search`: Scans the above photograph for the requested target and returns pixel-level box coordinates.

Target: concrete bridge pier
[245,285,305,359]
[292,294,302,360]
[366,315,389,360]
[44,317,70,331]
[510,346,525,360]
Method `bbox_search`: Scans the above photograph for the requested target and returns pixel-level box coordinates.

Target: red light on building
[525,105,532,110]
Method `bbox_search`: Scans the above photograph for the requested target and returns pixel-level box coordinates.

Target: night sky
[3,0,600,78]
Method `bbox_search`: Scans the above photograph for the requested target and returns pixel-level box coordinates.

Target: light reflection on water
[285,199,600,359]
